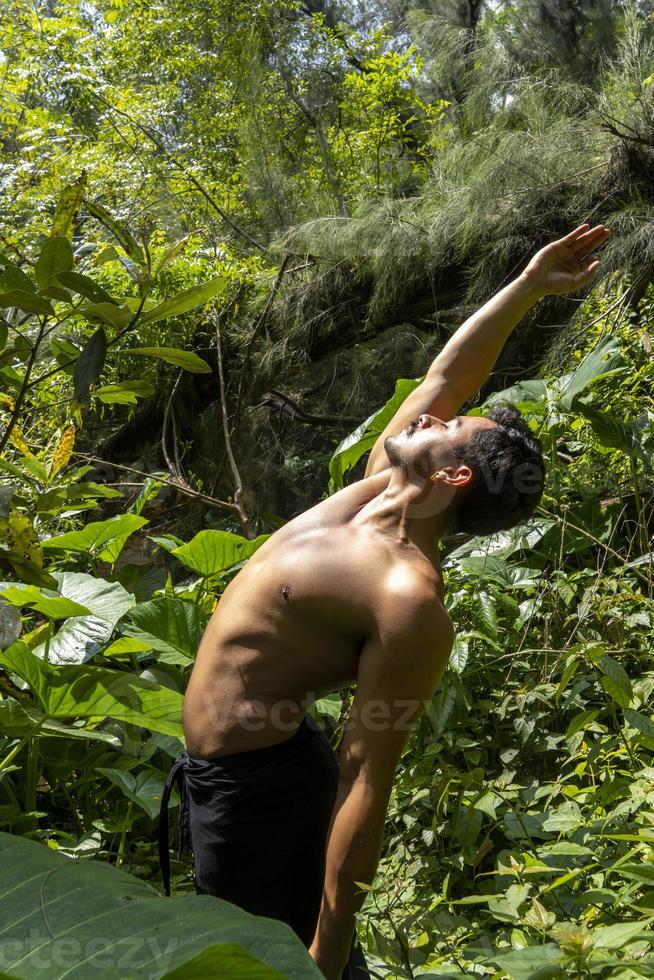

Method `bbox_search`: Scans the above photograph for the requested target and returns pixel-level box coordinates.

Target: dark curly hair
[447,405,545,536]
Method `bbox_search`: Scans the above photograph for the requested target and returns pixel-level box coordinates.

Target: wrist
[515,270,547,302]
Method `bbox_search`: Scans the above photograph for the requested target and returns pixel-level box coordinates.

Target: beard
[383,433,406,467]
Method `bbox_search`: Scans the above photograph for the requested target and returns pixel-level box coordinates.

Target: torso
[183,470,446,757]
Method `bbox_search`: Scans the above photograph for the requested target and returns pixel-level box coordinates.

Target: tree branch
[213,311,256,539]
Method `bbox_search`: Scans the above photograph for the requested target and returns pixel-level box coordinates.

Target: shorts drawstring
[158,751,190,896]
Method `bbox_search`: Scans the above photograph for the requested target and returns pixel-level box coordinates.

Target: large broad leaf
[81,301,132,329]
[34,236,73,289]
[329,377,421,490]
[41,514,147,562]
[96,766,169,819]
[443,518,555,568]
[0,261,36,293]
[484,378,549,411]
[122,597,209,665]
[558,336,626,409]
[0,641,183,736]
[0,290,54,316]
[490,943,566,979]
[0,832,320,979]
[0,583,90,620]
[56,270,117,305]
[137,275,226,324]
[171,530,269,577]
[123,346,211,373]
[0,698,120,745]
[73,326,107,400]
[31,572,135,665]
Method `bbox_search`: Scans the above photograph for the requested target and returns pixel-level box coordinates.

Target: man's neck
[357,465,450,568]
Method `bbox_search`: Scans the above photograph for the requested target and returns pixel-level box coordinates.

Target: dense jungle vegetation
[2,0,654,976]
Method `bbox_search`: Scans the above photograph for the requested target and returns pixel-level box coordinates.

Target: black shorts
[159,715,369,979]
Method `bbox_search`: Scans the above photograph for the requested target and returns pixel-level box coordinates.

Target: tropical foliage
[2,1,654,977]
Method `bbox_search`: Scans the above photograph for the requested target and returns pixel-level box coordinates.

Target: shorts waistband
[186,713,320,771]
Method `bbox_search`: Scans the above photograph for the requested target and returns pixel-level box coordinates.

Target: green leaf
[31,572,135,665]
[138,275,227,324]
[0,583,90,620]
[476,591,497,638]
[485,378,550,410]
[566,709,599,739]
[0,641,183,736]
[50,336,81,373]
[122,597,209,665]
[598,655,633,708]
[449,636,468,673]
[34,237,73,289]
[170,530,269,577]
[624,707,654,738]
[81,302,132,329]
[41,514,147,562]
[40,284,73,304]
[491,943,565,979]
[0,262,36,293]
[92,380,155,404]
[575,402,638,455]
[73,327,107,400]
[0,290,54,316]
[0,831,320,979]
[51,173,87,240]
[123,346,211,373]
[559,336,626,408]
[85,200,146,264]
[0,698,119,745]
[329,377,422,490]
[615,864,654,886]
[542,800,583,832]
[592,917,654,949]
[104,636,153,657]
[154,231,202,276]
[162,945,287,979]
[96,766,169,820]
[56,270,117,305]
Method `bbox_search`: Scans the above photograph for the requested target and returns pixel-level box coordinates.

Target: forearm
[427,271,544,402]
[310,779,387,980]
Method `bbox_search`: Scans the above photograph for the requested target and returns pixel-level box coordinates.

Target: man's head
[384,405,544,536]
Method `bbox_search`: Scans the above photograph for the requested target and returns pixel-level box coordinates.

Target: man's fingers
[577,255,600,282]
[557,223,590,246]
[570,226,610,255]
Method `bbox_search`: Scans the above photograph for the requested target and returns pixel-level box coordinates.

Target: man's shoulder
[374,565,453,644]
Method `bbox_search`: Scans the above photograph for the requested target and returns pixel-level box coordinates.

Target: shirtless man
[169,223,609,979]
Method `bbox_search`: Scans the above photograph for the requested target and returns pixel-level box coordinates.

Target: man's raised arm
[364,223,610,477]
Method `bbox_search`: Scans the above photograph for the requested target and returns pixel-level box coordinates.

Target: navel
[280,583,292,602]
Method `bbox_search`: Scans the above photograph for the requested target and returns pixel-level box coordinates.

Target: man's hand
[522,223,610,298]
[363,220,611,478]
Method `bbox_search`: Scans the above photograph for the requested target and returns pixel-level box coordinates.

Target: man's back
[183,466,444,758]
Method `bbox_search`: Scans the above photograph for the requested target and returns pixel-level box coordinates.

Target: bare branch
[213,311,257,539]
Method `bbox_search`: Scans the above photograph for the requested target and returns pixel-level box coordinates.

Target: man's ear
[430,465,472,488]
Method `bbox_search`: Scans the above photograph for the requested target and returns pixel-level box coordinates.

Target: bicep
[364,374,464,477]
